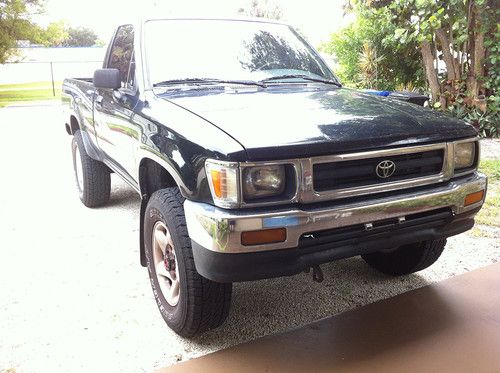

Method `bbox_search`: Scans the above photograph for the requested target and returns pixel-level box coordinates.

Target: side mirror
[94,69,121,89]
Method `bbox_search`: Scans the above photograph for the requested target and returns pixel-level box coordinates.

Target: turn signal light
[205,160,239,208]
[241,228,287,246]
[464,190,484,206]
[210,170,223,198]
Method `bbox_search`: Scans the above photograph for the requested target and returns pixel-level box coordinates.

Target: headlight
[205,160,239,208]
[454,142,476,170]
[242,165,285,200]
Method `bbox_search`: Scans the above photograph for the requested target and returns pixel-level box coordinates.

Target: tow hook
[303,266,324,282]
[312,265,324,283]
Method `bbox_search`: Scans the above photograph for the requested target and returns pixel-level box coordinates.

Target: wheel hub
[164,251,176,272]
[152,221,180,306]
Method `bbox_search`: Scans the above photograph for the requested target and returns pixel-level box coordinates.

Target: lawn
[476,159,500,227]
[0,81,61,107]
[0,81,62,89]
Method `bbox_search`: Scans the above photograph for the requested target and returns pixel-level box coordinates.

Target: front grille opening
[299,208,452,249]
[313,149,444,191]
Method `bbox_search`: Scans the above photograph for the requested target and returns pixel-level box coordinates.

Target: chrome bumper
[184,172,487,254]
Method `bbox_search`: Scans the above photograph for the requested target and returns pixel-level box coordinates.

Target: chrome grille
[313,149,445,191]
[236,141,476,208]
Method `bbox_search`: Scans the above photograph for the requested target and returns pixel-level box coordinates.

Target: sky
[36,0,354,47]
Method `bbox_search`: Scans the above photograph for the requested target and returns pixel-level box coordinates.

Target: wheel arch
[138,157,180,198]
[138,156,185,267]
[66,110,103,161]
[68,115,80,135]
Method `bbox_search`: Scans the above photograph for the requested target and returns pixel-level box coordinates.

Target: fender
[80,129,102,161]
[137,150,191,267]
[133,96,247,266]
[64,81,104,161]
[137,149,190,198]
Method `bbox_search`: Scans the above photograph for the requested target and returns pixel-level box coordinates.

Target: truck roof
[126,16,289,27]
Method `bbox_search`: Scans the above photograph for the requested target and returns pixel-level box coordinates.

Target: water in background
[0,47,106,84]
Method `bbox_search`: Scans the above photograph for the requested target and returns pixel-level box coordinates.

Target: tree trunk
[466,1,486,109]
[448,26,462,79]
[435,28,459,81]
[470,28,485,99]
[466,0,476,96]
[421,40,443,106]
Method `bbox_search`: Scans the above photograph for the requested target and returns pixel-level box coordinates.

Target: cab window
[108,25,135,89]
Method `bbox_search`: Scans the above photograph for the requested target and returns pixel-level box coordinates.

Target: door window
[108,25,135,89]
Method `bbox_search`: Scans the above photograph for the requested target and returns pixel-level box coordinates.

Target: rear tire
[361,238,447,276]
[144,187,232,337]
[72,130,110,207]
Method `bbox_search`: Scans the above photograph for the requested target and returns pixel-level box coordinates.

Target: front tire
[72,131,110,207]
[362,238,447,276]
[144,188,232,337]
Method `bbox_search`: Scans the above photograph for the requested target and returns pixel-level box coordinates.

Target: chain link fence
[0,60,103,95]
[0,47,105,99]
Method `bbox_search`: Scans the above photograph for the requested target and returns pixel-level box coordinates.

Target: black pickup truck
[63,17,487,337]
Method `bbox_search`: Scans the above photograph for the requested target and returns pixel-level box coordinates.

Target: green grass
[479,159,500,182]
[476,159,500,227]
[0,81,62,90]
[0,82,61,107]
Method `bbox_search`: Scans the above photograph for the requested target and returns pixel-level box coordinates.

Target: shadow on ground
[189,257,429,348]
[101,178,431,350]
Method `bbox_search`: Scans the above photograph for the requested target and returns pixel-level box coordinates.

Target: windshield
[145,19,337,86]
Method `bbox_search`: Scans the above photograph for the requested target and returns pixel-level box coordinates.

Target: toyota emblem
[375,160,396,178]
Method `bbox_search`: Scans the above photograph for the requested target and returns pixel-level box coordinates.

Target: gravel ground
[1,104,499,373]
[480,138,500,160]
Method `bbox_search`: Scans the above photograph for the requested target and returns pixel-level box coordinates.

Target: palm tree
[359,42,385,89]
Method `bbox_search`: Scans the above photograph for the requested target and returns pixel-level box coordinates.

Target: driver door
[94,24,140,183]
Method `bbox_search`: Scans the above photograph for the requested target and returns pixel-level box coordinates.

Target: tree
[382,0,497,136]
[63,26,98,47]
[365,1,496,107]
[323,0,499,137]
[320,7,424,91]
[38,23,100,47]
[41,21,68,47]
[238,0,283,20]
[240,30,327,76]
[358,42,385,89]
[320,23,364,86]
[0,0,44,63]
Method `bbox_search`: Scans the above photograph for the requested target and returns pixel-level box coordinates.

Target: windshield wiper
[153,78,266,88]
[260,74,342,87]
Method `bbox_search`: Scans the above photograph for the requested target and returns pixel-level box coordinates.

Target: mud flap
[140,195,148,267]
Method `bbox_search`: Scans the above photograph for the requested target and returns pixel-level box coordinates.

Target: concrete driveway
[1,104,499,373]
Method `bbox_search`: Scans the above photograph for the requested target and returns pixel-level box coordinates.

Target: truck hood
[162,87,476,161]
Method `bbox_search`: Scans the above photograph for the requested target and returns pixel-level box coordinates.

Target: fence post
[50,62,55,97]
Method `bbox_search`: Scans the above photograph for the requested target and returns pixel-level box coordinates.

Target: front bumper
[185,172,487,282]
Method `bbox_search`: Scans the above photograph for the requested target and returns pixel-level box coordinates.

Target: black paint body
[63,78,476,205]
[62,19,478,268]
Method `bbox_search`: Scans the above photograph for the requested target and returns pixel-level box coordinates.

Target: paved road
[1,104,499,373]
